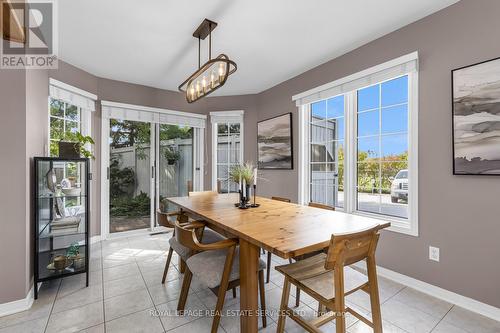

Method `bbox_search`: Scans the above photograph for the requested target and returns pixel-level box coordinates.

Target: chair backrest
[157,210,173,228]
[187,180,193,193]
[271,196,291,203]
[324,223,389,270]
[308,202,335,211]
[174,221,205,251]
[188,190,218,197]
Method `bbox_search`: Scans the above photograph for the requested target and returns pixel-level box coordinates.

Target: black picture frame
[451,56,500,176]
[257,112,293,170]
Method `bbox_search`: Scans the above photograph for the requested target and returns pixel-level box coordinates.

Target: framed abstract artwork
[452,57,500,175]
[257,113,293,169]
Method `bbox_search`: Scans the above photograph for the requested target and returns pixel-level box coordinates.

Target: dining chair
[175,221,268,333]
[271,196,291,203]
[275,223,390,333]
[158,190,224,284]
[308,202,335,210]
[265,196,292,284]
[292,202,335,306]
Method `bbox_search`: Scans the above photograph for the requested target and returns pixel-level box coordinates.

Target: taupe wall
[2,0,499,310]
[0,69,28,304]
[253,0,500,308]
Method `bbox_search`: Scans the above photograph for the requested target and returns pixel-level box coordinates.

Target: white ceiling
[58,0,459,96]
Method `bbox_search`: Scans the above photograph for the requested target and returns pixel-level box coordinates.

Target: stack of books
[50,216,81,235]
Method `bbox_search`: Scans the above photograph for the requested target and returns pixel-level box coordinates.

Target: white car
[390,169,408,203]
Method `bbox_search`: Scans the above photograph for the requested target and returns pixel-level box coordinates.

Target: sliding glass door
[108,119,153,233]
[157,124,193,217]
[101,103,205,237]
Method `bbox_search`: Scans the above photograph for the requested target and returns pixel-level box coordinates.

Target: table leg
[239,238,259,333]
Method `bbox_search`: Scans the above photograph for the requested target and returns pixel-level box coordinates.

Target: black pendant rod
[208,23,212,60]
[198,36,201,69]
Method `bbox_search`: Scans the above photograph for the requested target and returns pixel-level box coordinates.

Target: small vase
[245,185,251,204]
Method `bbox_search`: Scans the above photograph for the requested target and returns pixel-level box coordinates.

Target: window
[49,98,82,156]
[296,53,418,235]
[356,76,409,219]
[48,78,96,157]
[210,111,244,193]
[309,95,345,208]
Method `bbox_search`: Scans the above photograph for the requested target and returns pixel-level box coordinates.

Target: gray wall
[2,0,500,310]
[253,0,500,308]
[0,69,28,304]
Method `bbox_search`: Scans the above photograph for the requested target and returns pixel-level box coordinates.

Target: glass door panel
[109,119,152,233]
[157,124,194,216]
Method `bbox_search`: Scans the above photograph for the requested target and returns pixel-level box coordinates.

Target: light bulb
[195,81,200,94]
[210,71,216,87]
[218,63,225,78]
[189,85,195,97]
[202,76,207,92]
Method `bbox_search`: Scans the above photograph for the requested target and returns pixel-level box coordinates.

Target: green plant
[164,147,181,164]
[75,132,95,159]
[66,243,80,257]
[110,192,150,217]
[109,155,135,198]
[229,162,255,184]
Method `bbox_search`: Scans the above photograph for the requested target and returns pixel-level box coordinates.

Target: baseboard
[354,262,500,322]
[0,286,34,317]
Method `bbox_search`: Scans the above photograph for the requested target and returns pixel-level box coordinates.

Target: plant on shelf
[59,131,95,159]
[75,132,95,159]
[66,243,80,258]
[164,146,181,165]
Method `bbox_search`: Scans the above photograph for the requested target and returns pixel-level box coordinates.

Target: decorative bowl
[62,187,81,196]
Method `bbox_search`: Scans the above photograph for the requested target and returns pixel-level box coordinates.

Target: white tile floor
[1,232,500,333]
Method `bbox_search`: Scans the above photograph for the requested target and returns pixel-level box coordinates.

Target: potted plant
[229,162,255,185]
[230,162,256,206]
[59,131,95,159]
[164,147,181,165]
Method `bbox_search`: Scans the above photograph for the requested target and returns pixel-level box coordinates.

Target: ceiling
[58,0,459,96]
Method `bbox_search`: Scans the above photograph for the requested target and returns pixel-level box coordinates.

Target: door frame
[101,113,205,240]
[100,119,156,239]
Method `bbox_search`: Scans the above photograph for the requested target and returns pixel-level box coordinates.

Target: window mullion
[346,91,356,214]
[378,84,383,214]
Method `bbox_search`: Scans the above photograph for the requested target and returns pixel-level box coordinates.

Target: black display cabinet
[33,157,89,299]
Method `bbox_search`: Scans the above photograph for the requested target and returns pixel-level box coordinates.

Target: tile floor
[1,233,500,333]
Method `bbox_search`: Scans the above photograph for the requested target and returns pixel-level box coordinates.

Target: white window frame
[210,111,244,192]
[47,79,96,157]
[296,53,419,236]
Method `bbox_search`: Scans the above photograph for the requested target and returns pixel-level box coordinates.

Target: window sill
[351,210,418,237]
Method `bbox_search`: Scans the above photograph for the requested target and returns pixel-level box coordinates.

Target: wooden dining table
[166,193,387,333]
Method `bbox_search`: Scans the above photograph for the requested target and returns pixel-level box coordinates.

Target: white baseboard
[0,286,34,317]
[354,262,500,322]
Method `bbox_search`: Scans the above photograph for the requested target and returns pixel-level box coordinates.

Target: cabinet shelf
[37,194,87,199]
[34,157,90,299]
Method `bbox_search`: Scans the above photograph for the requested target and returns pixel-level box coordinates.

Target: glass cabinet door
[35,158,89,282]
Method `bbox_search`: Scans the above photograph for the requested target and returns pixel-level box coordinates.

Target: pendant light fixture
[178,19,237,103]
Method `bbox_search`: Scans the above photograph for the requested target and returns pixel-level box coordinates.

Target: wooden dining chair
[275,223,390,333]
[308,202,335,210]
[188,190,218,196]
[159,190,223,284]
[292,202,336,306]
[271,196,291,203]
[175,221,268,333]
[264,196,292,283]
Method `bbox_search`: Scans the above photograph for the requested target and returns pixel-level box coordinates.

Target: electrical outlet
[429,246,440,262]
